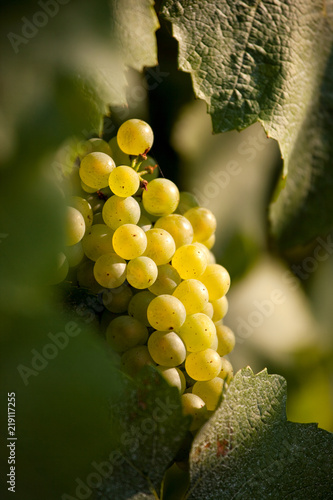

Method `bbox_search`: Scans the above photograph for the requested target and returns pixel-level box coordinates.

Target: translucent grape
[176,192,199,215]
[172,279,209,314]
[192,242,211,263]
[142,178,179,217]
[147,295,186,332]
[117,119,154,156]
[81,181,96,193]
[66,206,85,246]
[121,345,155,377]
[50,252,69,284]
[102,283,133,313]
[80,138,112,158]
[137,214,152,232]
[200,264,231,300]
[171,244,207,279]
[79,152,115,189]
[82,224,114,261]
[128,290,155,326]
[202,301,214,319]
[157,366,186,393]
[184,207,216,242]
[102,195,140,230]
[181,393,207,431]
[126,256,158,289]
[76,260,102,294]
[69,196,93,230]
[106,316,148,352]
[211,296,229,323]
[112,224,147,260]
[108,136,131,166]
[154,214,193,249]
[217,357,234,383]
[202,233,215,250]
[143,228,176,265]
[64,241,84,268]
[93,252,127,288]
[148,264,181,295]
[178,313,216,352]
[215,323,235,356]
[148,330,186,367]
[185,349,222,381]
[109,166,140,197]
[192,377,224,411]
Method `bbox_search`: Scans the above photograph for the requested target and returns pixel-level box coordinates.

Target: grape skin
[117,119,154,156]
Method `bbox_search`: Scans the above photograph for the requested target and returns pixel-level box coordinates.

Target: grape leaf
[96,366,190,500]
[186,367,333,499]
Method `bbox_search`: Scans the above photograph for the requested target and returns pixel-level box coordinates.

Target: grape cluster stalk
[55,119,235,431]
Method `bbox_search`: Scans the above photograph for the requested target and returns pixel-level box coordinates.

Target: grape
[192,377,224,411]
[181,393,207,431]
[154,214,193,249]
[79,152,115,190]
[102,195,140,230]
[85,194,105,213]
[215,323,235,356]
[157,366,186,393]
[93,252,127,288]
[81,181,96,193]
[172,244,207,279]
[128,290,155,326]
[126,256,158,289]
[184,207,216,242]
[117,119,154,156]
[210,330,218,350]
[202,233,215,250]
[64,241,84,268]
[200,264,230,300]
[112,224,147,260]
[102,283,133,313]
[142,178,179,217]
[185,349,222,381]
[76,260,102,294]
[108,136,131,166]
[109,166,140,197]
[50,252,69,284]
[178,313,216,352]
[172,279,209,314]
[147,295,186,332]
[148,331,186,367]
[202,301,214,319]
[69,196,93,230]
[80,138,112,158]
[217,358,234,383]
[121,345,155,377]
[211,296,229,322]
[106,315,148,352]
[143,228,176,265]
[66,206,85,246]
[192,241,211,263]
[176,191,199,215]
[148,264,181,295]
[137,214,152,232]
[82,224,114,261]
[93,212,104,224]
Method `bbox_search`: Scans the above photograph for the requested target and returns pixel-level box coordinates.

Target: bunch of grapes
[55,119,235,432]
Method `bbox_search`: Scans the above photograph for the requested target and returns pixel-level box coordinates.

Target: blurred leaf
[96,367,190,500]
[186,367,333,499]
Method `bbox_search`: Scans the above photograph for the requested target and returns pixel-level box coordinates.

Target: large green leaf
[186,367,333,499]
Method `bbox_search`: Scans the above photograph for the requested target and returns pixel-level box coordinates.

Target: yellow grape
[201,264,230,300]
[142,178,179,217]
[172,244,207,279]
[66,206,85,246]
[127,290,155,326]
[148,264,181,295]
[79,152,115,189]
[192,377,224,411]
[109,166,140,197]
[148,331,186,367]
[93,252,127,288]
[184,207,216,242]
[217,357,234,383]
[154,214,193,248]
[172,279,209,314]
[215,323,235,356]
[175,191,199,215]
[178,313,216,352]
[157,366,186,393]
[181,393,207,431]
[102,195,140,230]
[185,349,222,381]
[117,119,154,156]
[126,256,158,289]
[143,228,176,265]
[69,196,93,230]
[112,224,147,260]
[147,295,186,332]
[211,296,229,322]
[82,224,114,261]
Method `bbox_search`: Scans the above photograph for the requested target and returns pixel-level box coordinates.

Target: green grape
[109,165,140,197]
[154,214,193,249]
[138,200,159,223]
[184,207,216,243]
[85,194,105,213]
[200,264,230,300]
[211,296,229,323]
[127,290,155,326]
[215,322,235,356]
[102,283,133,313]
[172,244,207,279]
[69,196,93,230]
[93,212,104,224]
[148,264,181,295]
[157,366,186,393]
[137,214,152,232]
[64,241,84,268]
[80,138,112,158]
[81,180,96,193]
[192,241,211,262]
[202,233,215,250]
[142,178,179,217]
[185,349,222,381]
[210,330,218,350]
[139,156,159,182]
[126,256,158,289]
[217,357,234,383]
[208,250,216,264]
[66,206,85,246]
[176,191,199,215]
[192,377,224,411]
[49,252,69,284]
[102,195,140,230]
[172,279,209,314]
[148,331,186,367]
[202,301,214,319]
[178,313,216,352]
[76,260,102,294]
[117,119,154,156]
[106,315,148,352]
[108,136,131,166]
[181,393,207,431]
[82,224,114,261]
[112,224,147,260]
[143,228,176,265]
[121,345,155,377]
[79,152,115,190]
[93,252,127,288]
[147,295,186,331]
